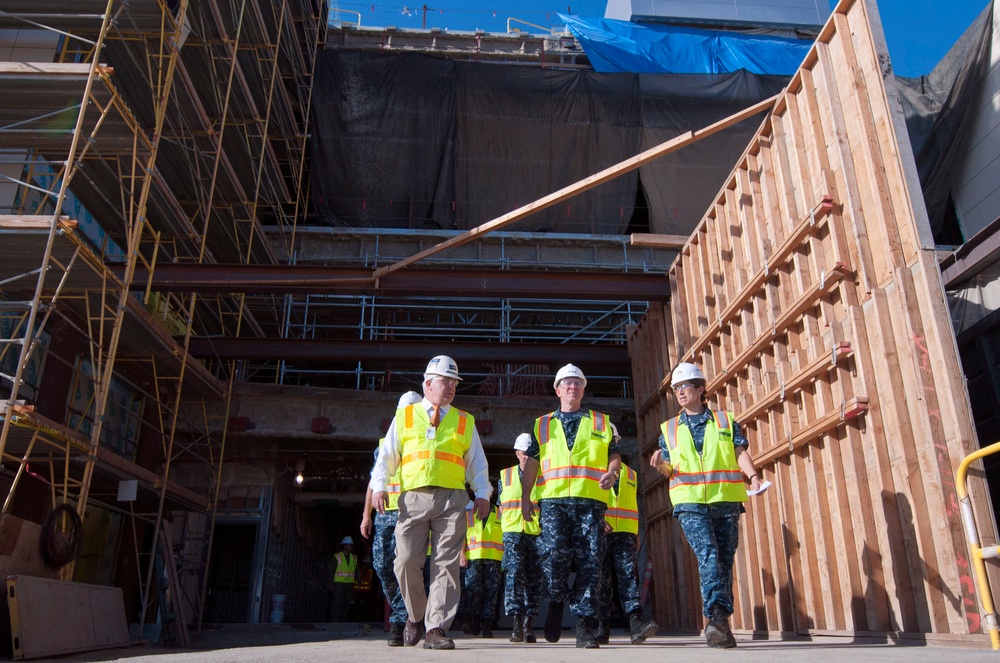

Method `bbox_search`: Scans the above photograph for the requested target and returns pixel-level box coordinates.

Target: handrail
[956,440,1000,649]
[329,8,361,28]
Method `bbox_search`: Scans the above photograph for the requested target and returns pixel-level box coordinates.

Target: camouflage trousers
[373,510,408,625]
[502,531,542,617]
[460,558,502,621]
[537,500,606,618]
[599,531,641,618]
[676,509,741,618]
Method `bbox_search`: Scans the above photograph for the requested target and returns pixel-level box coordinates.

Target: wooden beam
[373,95,779,279]
[629,233,689,249]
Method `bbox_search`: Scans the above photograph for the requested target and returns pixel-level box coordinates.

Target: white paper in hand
[746,480,772,496]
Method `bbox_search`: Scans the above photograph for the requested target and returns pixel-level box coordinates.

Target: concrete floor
[18,624,1000,663]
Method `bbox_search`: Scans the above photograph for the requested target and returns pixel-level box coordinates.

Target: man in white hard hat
[519,363,622,649]
[370,355,492,650]
[361,391,423,646]
[649,361,764,649]
[497,433,543,643]
[330,535,359,621]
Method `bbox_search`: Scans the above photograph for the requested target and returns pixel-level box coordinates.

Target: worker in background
[498,433,542,643]
[371,355,492,650]
[460,490,504,638]
[361,391,423,646]
[330,535,358,621]
[520,363,621,649]
[597,423,658,645]
[649,361,766,649]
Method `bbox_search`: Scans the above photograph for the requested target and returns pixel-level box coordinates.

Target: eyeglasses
[558,379,585,389]
[431,376,459,387]
[672,382,698,392]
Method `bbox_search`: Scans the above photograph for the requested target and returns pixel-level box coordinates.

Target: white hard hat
[514,433,532,451]
[397,391,422,407]
[424,355,462,381]
[671,362,706,387]
[553,363,587,390]
[341,536,354,545]
[610,423,621,441]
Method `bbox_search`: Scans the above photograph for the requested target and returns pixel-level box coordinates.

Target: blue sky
[331,0,991,77]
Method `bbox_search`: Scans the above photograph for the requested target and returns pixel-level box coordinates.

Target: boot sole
[630,622,659,644]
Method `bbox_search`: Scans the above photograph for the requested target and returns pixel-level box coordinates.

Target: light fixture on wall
[294,460,305,486]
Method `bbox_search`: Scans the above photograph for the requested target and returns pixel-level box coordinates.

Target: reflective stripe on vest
[605,464,639,534]
[333,552,357,583]
[398,404,474,491]
[534,410,612,503]
[466,510,504,561]
[661,410,747,504]
[499,466,541,535]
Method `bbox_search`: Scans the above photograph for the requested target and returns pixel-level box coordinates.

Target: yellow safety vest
[466,509,504,561]
[498,465,541,536]
[534,410,612,503]
[661,410,747,505]
[397,404,474,491]
[377,437,401,511]
[605,463,639,534]
[333,552,357,584]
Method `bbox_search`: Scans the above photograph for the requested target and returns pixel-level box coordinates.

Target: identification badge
[425,427,436,440]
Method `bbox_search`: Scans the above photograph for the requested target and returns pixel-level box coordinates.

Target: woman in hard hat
[649,362,765,649]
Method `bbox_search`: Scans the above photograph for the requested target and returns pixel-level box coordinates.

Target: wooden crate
[628,0,995,639]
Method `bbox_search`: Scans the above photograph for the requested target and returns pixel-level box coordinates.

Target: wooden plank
[629,233,688,249]
[6,575,129,659]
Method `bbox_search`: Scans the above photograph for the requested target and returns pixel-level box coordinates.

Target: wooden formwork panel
[628,0,994,639]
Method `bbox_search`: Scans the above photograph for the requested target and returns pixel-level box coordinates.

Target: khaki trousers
[393,487,467,630]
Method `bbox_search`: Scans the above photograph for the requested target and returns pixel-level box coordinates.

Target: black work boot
[481,619,493,638]
[510,613,524,642]
[470,614,482,636]
[595,619,610,645]
[522,614,537,643]
[387,622,404,647]
[575,617,599,649]
[628,611,658,644]
[544,601,564,643]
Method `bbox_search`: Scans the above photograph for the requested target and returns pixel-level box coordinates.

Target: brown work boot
[403,619,424,647]
[387,622,404,647]
[423,627,455,650]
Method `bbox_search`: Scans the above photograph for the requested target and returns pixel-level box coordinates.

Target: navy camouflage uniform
[370,448,408,626]
[528,409,619,619]
[498,472,542,618]
[659,409,748,620]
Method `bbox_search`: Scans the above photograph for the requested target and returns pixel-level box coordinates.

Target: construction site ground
[19,622,1000,662]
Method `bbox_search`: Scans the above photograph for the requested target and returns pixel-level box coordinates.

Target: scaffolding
[0,0,326,632]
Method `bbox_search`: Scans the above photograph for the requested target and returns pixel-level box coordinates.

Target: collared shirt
[369,398,493,501]
[658,409,749,516]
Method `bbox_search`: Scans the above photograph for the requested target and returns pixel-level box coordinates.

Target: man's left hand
[474,497,490,520]
[599,471,617,490]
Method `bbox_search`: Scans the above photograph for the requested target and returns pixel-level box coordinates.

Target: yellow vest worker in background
[370,355,492,650]
[520,363,621,649]
[650,362,766,649]
[498,433,542,643]
[330,535,358,621]
[361,391,423,646]
[598,423,658,644]
[460,501,504,638]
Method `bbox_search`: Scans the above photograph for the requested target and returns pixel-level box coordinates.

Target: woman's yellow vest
[465,509,504,561]
[333,552,357,583]
[499,466,541,536]
[397,404,474,491]
[605,464,639,534]
[534,410,612,503]
[661,410,747,505]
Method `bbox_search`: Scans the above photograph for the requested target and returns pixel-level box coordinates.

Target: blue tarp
[558,13,812,75]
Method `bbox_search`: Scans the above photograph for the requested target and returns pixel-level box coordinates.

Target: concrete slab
[16,626,1000,663]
